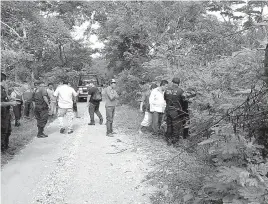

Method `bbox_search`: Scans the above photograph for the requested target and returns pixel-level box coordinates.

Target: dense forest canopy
[1,1,268,82]
[1,1,268,203]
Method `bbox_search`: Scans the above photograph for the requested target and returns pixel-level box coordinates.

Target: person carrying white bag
[139,83,158,134]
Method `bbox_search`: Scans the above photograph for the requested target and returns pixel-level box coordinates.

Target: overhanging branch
[1,21,24,39]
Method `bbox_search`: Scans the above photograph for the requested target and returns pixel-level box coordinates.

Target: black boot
[88,121,95,125]
[40,127,48,137]
[37,127,42,137]
[37,127,48,138]
[106,122,113,136]
[15,120,21,127]
[111,124,117,134]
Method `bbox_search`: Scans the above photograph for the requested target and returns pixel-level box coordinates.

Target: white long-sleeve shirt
[54,84,78,109]
[149,87,166,113]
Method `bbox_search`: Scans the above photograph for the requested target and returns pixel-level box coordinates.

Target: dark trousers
[182,116,189,139]
[165,114,183,143]
[89,102,103,123]
[73,102,77,112]
[34,106,49,128]
[106,106,115,134]
[1,116,11,151]
[152,112,163,134]
[24,101,32,117]
[13,104,22,121]
[181,100,189,138]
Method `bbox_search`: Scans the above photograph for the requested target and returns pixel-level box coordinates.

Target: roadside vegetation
[1,1,268,203]
[1,117,36,167]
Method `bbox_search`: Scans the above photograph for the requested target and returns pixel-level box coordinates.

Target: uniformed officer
[32,81,50,138]
[164,77,185,145]
[1,72,18,151]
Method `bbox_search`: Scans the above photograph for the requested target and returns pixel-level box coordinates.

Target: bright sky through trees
[72,2,268,59]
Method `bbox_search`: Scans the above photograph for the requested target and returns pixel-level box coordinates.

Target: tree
[1,1,93,81]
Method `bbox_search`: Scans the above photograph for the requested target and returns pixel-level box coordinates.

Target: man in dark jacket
[1,72,18,151]
[164,77,185,145]
[32,81,50,138]
[87,80,103,125]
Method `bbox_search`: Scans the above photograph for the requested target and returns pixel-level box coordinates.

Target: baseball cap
[111,79,116,83]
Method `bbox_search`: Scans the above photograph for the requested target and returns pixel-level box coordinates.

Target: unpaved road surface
[1,102,157,204]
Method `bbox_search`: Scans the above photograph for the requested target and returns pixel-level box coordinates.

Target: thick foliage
[96,2,268,203]
[42,66,80,88]
[196,124,268,204]
[116,70,143,107]
[1,1,93,82]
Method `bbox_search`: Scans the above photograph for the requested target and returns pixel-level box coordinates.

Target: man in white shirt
[149,80,169,135]
[54,79,78,134]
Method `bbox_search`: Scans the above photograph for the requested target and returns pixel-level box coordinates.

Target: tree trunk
[59,43,65,66]
[15,69,18,82]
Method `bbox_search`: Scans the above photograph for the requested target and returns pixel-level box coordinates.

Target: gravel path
[1,102,157,204]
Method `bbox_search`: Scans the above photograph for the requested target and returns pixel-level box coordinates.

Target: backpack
[92,88,102,101]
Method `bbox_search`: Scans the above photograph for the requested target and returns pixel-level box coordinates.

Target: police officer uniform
[33,81,49,138]
[164,78,184,145]
[1,72,12,151]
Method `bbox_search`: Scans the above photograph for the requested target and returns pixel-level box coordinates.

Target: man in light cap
[164,77,184,145]
[103,79,119,137]
[1,72,19,151]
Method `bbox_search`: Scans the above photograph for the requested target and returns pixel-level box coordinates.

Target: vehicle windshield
[78,79,97,86]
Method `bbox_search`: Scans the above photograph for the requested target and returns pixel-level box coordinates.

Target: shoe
[60,128,65,134]
[37,133,48,138]
[111,131,117,134]
[166,139,172,146]
[99,119,103,125]
[41,133,48,137]
[88,122,95,125]
[15,122,21,127]
[106,133,114,137]
[68,130,74,134]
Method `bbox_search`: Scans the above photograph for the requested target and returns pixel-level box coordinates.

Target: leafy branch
[1,20,24,39]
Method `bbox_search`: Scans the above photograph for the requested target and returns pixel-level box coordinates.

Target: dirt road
[1,102,157,204]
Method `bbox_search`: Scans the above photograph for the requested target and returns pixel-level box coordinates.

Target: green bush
[116,70,143,107]
[196,124,268,204]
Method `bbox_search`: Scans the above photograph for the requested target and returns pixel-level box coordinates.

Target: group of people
[1,72,120,152]
[5,84,35,127]
[22,79,86,138]
[139,77,192,146]
[1,70,191,152]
